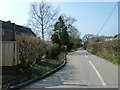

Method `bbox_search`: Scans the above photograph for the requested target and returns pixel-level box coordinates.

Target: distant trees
[27,1,58,40]
[83,34,114,48]
[82,34,96,42]
[63,16,82,48]
[51,16,82,51]
[27,1,82,50]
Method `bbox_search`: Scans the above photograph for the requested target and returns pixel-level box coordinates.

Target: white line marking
[84,53,87,58]
[89,61,107,87]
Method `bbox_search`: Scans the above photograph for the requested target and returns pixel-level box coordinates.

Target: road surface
[23,48,118,88]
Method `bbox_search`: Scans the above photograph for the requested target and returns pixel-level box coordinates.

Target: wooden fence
[0,41,19,66]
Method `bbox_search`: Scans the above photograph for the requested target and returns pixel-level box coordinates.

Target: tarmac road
[23,48,118,88]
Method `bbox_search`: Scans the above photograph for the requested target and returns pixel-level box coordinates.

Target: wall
[0,41,19,66]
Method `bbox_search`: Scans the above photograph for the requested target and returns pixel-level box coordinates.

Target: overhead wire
[97,2,118,36]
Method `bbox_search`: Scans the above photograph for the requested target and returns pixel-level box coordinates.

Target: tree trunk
[41,17,44,40]
[42,30,44,40]
[42,26,44,40]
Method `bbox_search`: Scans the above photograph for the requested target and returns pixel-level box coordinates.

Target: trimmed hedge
[16,36,60,68]
[84,39,120,64]
[46,44,60,59]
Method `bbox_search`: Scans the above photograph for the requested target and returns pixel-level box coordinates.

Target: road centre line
[89,60,107,87]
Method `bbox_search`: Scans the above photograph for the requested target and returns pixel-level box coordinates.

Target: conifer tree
[51,16,69,46]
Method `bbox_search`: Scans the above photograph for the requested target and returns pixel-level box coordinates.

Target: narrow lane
[23,48,118,88]
[84,51,118,88]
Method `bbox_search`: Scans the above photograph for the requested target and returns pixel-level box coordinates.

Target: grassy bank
[87,48,120,64]
[70,48,77,52]
[2,53,65,90]
[84,39,120,64]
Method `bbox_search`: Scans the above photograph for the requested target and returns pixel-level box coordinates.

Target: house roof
[0,20,36,36]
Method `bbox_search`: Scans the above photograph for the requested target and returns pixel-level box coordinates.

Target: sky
[0,0,118,38]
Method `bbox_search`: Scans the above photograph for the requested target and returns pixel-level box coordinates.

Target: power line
[97,2,118,36]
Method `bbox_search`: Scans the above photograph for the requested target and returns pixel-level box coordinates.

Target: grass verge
[2,53,65,90]
[70,48,77,52]
[86,48,120,64]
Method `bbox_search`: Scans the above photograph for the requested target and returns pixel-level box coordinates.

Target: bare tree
[27,2,58,40]
[60,15,77,29]
[68,26,80,39]
[60,15,80,39]
[82,34,96,42]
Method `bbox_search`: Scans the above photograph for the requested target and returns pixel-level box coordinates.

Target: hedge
[84,39,120,64]
[16,36,60,68]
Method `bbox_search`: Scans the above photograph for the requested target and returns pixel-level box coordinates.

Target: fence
[0,41,19,66]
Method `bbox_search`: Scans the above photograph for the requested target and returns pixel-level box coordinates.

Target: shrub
[16,36,47,68]
[85,40,120,57]
[45,43,60,59]
[16,36,61,68]
[84,39,120,64]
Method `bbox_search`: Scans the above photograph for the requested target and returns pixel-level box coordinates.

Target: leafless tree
[27,1,58,40]
[82,34,96,42]
[60,15,76,29]
[60,15,81,39]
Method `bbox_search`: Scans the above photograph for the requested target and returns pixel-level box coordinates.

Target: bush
[45,43,60,59]
[16,36,61,68]
[84,39,120,64]
[16,36,47,68]
[69,36,82,51]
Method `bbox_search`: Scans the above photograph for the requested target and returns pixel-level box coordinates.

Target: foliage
[82,34,96,42]
[51,16,70,48]
[54,16,65,32]
[67,25,80,39]
[46,44,60,59]
[51,32,60,44]
[16,36,47,68]
[69,36,82,49]
[96,52,120,64]
[88,36,113,43]
[70,48,77,52]
[2,59,64,90]
[16,36,60,68]
[60,27,69,45]
[87,48,120,64]
[51,15,82,51]
[84,39,120,64]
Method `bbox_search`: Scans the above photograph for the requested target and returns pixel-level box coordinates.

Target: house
[0,20,36,41]
[104,38,113,41]
[101,36,113,42]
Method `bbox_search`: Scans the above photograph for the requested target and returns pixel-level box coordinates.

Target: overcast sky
[0,0,118,38]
